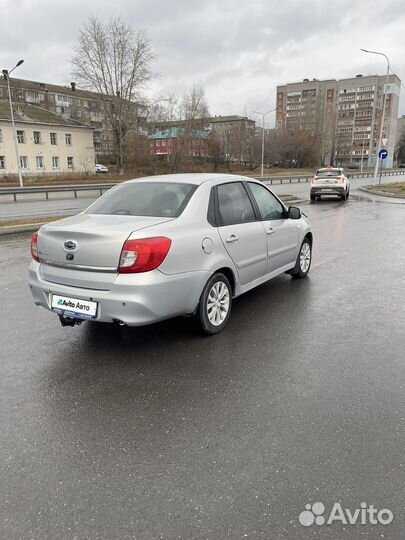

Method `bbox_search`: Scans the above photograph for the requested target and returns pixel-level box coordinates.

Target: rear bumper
[311,186,346,195]
[28,262,209,326]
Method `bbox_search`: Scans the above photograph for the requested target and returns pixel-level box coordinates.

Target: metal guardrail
[0,170,404,199]
[260,170,404,185]
[0,183,115,201]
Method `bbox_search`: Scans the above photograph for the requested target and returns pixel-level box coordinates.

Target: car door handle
[226,234,239,243]
[267,227,277,235]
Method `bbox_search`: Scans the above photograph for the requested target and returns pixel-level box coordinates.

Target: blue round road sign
[379,149,388,160]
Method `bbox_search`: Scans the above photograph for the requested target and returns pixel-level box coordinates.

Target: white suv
[310,167,350,201]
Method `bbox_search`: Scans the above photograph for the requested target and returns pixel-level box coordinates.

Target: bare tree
[72,16,155,173]
[395,125,405,166]
[78,152,95,175]
[169,83,210,171]
[147,94,179,124]
[180,82,210,127]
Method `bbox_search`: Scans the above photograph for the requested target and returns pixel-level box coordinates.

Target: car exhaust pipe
[113,319,126,326]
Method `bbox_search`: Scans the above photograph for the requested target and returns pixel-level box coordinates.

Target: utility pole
[252,108,277,178]
[360,49,390,185]
[2,60,24,188]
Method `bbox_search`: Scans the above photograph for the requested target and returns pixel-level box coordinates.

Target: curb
[359,187,405,199]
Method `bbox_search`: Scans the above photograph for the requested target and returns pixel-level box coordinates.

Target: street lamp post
[252,108,277,178]
[360,49,390,185]
[2,59,24,188]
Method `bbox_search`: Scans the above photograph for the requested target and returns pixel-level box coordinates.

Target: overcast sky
[1,0,404,126]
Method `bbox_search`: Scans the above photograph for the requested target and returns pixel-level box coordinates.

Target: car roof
[125,173,257,186]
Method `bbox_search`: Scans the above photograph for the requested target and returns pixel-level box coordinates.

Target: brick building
[148,128,209,157]
[147,116,256,164]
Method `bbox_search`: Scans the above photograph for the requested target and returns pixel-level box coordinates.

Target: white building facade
[0,103,95,176]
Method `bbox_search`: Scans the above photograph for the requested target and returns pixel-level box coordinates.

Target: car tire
[195,273,232,335]
[346,189,350,199]
[310,194,316,201]
[288,238,312,278]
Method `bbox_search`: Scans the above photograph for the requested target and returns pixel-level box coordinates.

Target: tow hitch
[59,315,83,327]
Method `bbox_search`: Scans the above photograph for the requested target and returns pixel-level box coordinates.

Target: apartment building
[0,77,146,159]
[276,74,401,168]
[0,101,95,176]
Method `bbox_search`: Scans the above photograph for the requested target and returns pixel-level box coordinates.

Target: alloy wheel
[206,281,230,326]
[300,242,311,273]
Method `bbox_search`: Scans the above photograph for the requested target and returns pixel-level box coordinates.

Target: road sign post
[378,149,388,185]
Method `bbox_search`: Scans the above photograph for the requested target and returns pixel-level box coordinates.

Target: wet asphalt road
[1,172,404,221]
[0,194,404,539]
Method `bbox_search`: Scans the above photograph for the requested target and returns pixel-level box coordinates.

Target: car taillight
[340,177,345,183]
[31,231,40,262]
[118,237,172,273]
[311,177,317,183]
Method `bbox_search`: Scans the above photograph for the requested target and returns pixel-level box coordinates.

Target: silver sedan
[29,173,313,334]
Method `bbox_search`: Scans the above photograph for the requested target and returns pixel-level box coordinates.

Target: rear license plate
[51,294,98,320]
[322,188,334,192]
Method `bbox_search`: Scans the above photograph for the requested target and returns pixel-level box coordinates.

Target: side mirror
[288,206,301,219]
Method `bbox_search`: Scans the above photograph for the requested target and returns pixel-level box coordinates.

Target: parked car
[29,174,313,334]
[95,163,109,173]
[310,167,350,201]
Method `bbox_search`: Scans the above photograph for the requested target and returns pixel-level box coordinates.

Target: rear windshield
[316,169,342,177]
[87,182,197,218]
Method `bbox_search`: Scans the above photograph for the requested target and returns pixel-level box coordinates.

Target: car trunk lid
[37,214,174,290]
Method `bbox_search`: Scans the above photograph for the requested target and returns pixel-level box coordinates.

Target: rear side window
[248,182,285,220]
[87,182,196,218]
[217,182,255,226]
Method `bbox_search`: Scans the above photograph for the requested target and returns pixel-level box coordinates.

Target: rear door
[216,182,267,286]
[247,182,299,273]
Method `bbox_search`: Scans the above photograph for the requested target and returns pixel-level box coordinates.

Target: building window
[50,133,57,145]
[52,156,60,169]
[67,156,74,169]
[65,133,72,146]
[17,130,25,144]
[20,156,28,169]
[36,156,45,169]
[33,131,41,144]
[0,156,5,169]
